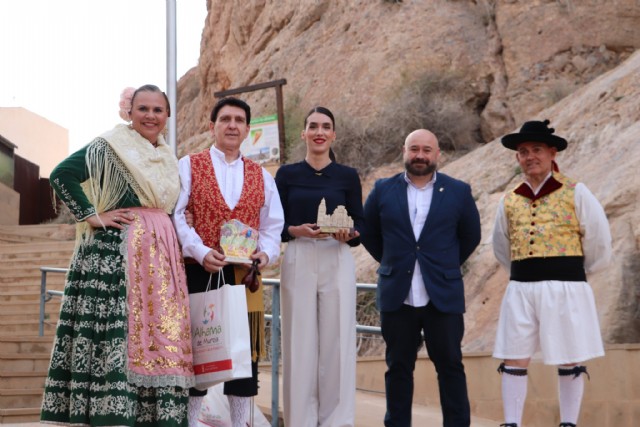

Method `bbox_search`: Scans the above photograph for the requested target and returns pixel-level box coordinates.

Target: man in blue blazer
[362,129,481,427]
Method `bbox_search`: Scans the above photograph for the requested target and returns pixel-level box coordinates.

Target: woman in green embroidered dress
[41,84,194,426]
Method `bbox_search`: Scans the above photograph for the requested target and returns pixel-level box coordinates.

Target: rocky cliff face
[440,51,640,350]
[177,0,638,154]
[176,0,640,349]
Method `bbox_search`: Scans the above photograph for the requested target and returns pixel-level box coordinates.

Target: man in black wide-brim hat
[490,120,613,427]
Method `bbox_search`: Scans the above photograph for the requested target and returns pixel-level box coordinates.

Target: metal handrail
[39,267,380,427]
[39,267,67,336]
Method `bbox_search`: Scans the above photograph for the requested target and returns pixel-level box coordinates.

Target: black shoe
[559,424,577,427]
[500,424,518,427]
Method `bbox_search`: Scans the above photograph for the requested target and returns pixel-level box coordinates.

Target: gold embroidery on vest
[187,150,267,361]
[504,173,583,260]
[187,150,265,250]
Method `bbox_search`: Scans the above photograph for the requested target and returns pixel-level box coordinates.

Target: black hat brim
[501,133,567,151]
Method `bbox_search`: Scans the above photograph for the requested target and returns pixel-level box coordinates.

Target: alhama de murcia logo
[202,303,215,324]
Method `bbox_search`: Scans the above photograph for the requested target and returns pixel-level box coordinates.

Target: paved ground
[3,368,498,426]
[254,367,498,427]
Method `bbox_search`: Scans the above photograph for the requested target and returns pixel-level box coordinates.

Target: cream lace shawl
[78,124,179,240]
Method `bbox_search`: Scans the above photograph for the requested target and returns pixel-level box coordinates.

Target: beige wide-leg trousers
[281,237,357,427]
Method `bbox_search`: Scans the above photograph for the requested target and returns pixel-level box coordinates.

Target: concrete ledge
[0,406,40,424]
[356,344,640,427]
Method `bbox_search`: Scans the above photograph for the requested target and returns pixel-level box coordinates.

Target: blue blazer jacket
[361,172,481,314]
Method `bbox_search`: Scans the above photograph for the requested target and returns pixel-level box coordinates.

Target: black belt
[510,256,586,282]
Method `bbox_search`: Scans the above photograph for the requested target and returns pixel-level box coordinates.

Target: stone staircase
[0,224,75,423]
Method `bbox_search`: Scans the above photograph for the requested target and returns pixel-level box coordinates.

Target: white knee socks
[558,366,586,425]
[228,395,251,427]
[500,364,528,425]
[188,395,204,427]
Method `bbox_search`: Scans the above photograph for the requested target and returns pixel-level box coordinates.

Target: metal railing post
[39,267,67,336]
[270,280,281,427]
[39,269,47,336]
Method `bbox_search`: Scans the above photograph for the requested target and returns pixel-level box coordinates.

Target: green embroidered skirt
[40,227,188,426]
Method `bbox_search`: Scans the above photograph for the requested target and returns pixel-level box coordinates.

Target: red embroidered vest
[187,150,265,250]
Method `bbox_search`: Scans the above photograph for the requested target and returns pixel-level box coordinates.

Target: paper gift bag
[190,271,252,390]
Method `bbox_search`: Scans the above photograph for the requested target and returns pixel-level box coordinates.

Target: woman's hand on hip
[86,209,134,230]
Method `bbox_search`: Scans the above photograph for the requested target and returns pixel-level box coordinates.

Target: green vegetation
[284,70,485,175]
[339,70,484,174]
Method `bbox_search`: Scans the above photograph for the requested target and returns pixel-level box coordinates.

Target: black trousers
[186,263,259,397]
[381,303,470,427]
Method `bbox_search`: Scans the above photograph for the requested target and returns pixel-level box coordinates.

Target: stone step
[0,352,51,371]
[0,251,74,261]
[0,239,75,249]
[0,336,54,353]
[0,387,44,409]
[0,310,60,324]
[0,291,41,303]
[0,241,76,258]
[0,267,68,278]
[0,303,60,317]
[0,300,60,314]
[0,224,75,242]
[0,303,49,318]
[0,320,57,335]
[0,406,40,423]
[0,260,73,271]
[0,307,60,331]
[0,264,70,273]
[0,233,35,244]
[0,242,73,252]
[0,370,47,389]
[0,258,70,266]
[0,283,65,295]
[0,290,63,300]
[0,282,65,295]
[0,259,71,270]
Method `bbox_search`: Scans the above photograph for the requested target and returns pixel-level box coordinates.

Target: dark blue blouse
[275,161,364,247]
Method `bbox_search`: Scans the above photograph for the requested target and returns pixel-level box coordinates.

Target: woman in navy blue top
[275,107,364,427]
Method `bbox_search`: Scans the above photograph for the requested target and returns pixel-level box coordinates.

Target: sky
[0,0,207,153]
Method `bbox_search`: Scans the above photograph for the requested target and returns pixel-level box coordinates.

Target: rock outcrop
[177,0,638,156]
[356,51,640,351]
[176,0,640,350]
[435,51,640,350]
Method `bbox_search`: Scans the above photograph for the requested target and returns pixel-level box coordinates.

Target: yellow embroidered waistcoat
[504,173,583,260]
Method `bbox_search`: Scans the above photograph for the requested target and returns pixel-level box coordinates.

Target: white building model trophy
[316,198,354,234]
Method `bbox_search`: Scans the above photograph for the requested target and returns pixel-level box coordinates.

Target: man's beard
[405,159,436,176]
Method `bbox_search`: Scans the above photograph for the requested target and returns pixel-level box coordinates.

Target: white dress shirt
[173,146,284,266]
[492,174,612,275]
[403,171,437,307]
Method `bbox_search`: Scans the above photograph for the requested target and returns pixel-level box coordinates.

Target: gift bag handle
[205,268,227,292]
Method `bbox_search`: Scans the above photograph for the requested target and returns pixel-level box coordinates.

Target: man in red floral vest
[173,97,284,427]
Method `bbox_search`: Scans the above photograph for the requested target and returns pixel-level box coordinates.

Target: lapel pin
[439,187,444,192]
